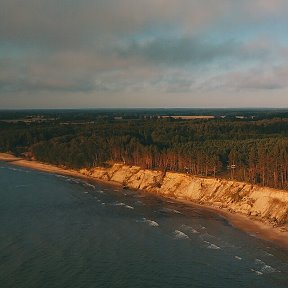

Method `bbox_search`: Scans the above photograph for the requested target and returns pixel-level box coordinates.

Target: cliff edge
[80,163,288,228]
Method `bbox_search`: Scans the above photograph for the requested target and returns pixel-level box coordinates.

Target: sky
[1,0,288,108]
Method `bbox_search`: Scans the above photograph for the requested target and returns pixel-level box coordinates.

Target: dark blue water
[0,162,287,288]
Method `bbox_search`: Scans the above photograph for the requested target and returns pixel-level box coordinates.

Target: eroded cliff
[80,164,288,226]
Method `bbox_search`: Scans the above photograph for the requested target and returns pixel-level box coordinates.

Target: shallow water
[0,162,288,288]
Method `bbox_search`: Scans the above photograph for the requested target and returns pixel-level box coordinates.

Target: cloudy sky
[1,0,288,108]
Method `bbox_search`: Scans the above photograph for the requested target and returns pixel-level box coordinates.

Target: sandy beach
[1,152,287,249]
[176,198,288,249]
[0,153,120,187]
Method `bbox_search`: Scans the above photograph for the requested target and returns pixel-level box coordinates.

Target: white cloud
[1,1,288,107]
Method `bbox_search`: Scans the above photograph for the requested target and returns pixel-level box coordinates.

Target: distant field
[161,115,215,120]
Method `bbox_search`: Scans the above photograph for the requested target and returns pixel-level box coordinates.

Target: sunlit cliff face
[81,163,288,226]
[1,0,288,108]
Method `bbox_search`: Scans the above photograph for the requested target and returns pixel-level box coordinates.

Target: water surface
[0,162,287,288]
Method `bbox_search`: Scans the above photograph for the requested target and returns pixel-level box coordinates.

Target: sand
[176,199,288,249]
[0,153,120,187]
[1,152,287,249]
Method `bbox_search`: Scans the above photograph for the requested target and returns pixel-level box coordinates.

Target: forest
[1,109,288,190]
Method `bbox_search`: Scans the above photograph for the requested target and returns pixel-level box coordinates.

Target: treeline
[1,117,288,189]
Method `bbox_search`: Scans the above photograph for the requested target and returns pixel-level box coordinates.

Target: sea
[0,162,287,288]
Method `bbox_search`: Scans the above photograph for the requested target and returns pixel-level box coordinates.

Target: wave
[263,251,274,257]
[160,208,182,214]
[174,230,189,240]
[65,178,77,183]
[84,182,95,189]
[255,258,265,265]
[234,256,242,260]
[261,265,277,273]
[15,184,32,188]
[113,202,126,207]
[204,241,220,250]
[112,202,134,210]
[71,179,81,184]
[141,218,159,227]
[251,269,263,276]
[55,174,68,179]
[134,200,144,206]
[180,224,199,234]
[8,167,20,171]
[7,167,29,173]
[254,259,278,274]
[199,232,216,242]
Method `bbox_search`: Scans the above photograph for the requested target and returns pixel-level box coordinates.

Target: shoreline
[0,153,121,188]
[1,152,288,249]
[175,199,288,249]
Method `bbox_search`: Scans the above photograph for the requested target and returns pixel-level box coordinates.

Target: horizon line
[1,107,288,111]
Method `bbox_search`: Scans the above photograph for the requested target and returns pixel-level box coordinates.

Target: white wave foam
[200,233,216,242]
[255,258,265,265]
[84,182,95,188]
[98,190,104,194]
[134,200,144,206]
[261,265,276,273]
[83,191,89,194]
[15,184,32,188]
[263,251,274,257]
[172,209,181,214]
[111,202,134,209]
[8,167,19,171]
[181,225,199,234]
[55,175,68,179]
[234,256,242,260]
[174,230,189,240]
[142,218,159,227]
[8,167,29,173]
[251,269,263,276]
[161,208,182,214]
[204,241,220,250]
[209,244,220,250]
[254,259,277,274]
[113,202,126,206]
